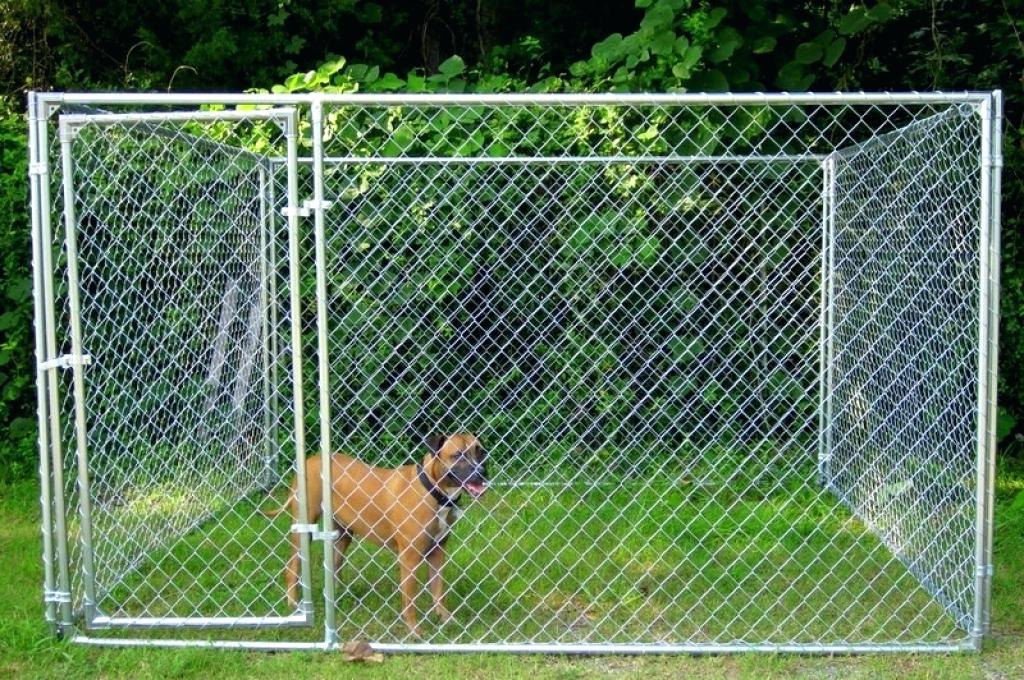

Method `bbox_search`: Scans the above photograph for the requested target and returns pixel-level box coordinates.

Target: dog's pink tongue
[465,481,487,497]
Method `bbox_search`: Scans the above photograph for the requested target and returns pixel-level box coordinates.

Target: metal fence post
[310,96,338,648]
[970,92,998,650]
[282,112,316,622]
[27,92,58,636]
[37,98,75,634]
[980,89,1003,640]
[817,154,835,487]
[257,163,281,490]
[57,118,100,624]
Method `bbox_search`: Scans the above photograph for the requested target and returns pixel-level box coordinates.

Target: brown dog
[263,433,488,635]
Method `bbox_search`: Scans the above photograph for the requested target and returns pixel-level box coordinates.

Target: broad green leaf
[373,72,405,90]
[706,6,728,29]
[406,72,426,92]
[640,4,675,30]
[777,61,812,91]
[839,7,871,35]
[591,33,624,61]
[681,44,703,69]
[815,29,837,45]
[751,36,776,54]
[708,26,743,63]
[868,3,894,21]
[438,55,466,76]
[822,37,846,67]
[651,30,676,56]
[692,68,728,92]
[637,235,660,264]
[794,42,823,64]
[486,141,510,157]
[637,125,659,141]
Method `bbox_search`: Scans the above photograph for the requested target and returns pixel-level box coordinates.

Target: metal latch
[39,354,92,371]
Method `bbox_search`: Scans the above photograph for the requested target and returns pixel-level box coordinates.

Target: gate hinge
[291,523,340,541]
[39,354,92,371]
[977,563,994,578]
[44,590,72,604]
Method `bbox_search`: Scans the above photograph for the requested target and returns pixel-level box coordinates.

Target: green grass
[3,458,1024,678]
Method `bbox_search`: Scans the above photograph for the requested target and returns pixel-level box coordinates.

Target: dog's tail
[259,502,288,518]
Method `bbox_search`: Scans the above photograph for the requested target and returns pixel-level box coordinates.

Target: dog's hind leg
[284,468,322,608]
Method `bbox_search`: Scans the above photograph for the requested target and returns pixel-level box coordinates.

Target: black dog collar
[417,464,460,509]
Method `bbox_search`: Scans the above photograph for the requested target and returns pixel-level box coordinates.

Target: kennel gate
[29,91,1001,654]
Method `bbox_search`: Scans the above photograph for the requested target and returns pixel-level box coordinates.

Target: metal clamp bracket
[280,199,334,218]
[39,354,92,371]
[314,528,341,541]
[44,590,72,604]
[290,523,340,541]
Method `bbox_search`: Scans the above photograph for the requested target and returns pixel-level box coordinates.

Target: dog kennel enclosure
[28,91,1002,654]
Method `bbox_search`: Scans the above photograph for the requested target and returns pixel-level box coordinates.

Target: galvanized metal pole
[282,111,316,620]
[57,118,100,623]
[817,156,832,487]
[37,103,75,633]
[259,161,283,489]
[266,160,282,472]
[310,97,339,647]
[971,93,997,650]
[981,89,1003,639]
[27,92,58,636]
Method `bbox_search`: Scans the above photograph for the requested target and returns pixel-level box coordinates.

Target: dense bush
[0,107,34,482]
[0,0,1022,479]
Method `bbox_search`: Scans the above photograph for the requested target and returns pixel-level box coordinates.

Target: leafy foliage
[0,107,34,482]
[0,0,1023,479]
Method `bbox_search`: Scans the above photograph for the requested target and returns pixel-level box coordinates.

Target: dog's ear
[425,433,447,456]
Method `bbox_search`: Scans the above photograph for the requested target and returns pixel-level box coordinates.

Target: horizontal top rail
[58,108,296,126]
[268,153,828,165]
[33,91,996,107]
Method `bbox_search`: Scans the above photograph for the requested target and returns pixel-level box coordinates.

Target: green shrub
[0,106,35,482]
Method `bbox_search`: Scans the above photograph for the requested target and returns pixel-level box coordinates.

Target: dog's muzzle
[447,458,488,498]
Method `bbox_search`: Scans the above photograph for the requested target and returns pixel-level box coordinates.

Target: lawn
[3,456,1024,679]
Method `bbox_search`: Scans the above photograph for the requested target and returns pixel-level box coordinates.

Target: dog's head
[426,433,488,499]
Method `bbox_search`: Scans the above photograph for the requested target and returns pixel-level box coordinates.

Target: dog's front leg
[426,544,452,624]
[397,544,423,636]
[332,531,351,577]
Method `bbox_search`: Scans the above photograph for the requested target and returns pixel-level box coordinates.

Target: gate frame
[28,90,1002,655]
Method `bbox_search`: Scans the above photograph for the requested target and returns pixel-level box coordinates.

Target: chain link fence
[29,92,1001,653]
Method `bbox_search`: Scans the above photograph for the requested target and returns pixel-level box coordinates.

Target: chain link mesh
[38,96,990,650]
[50,113,306,623]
